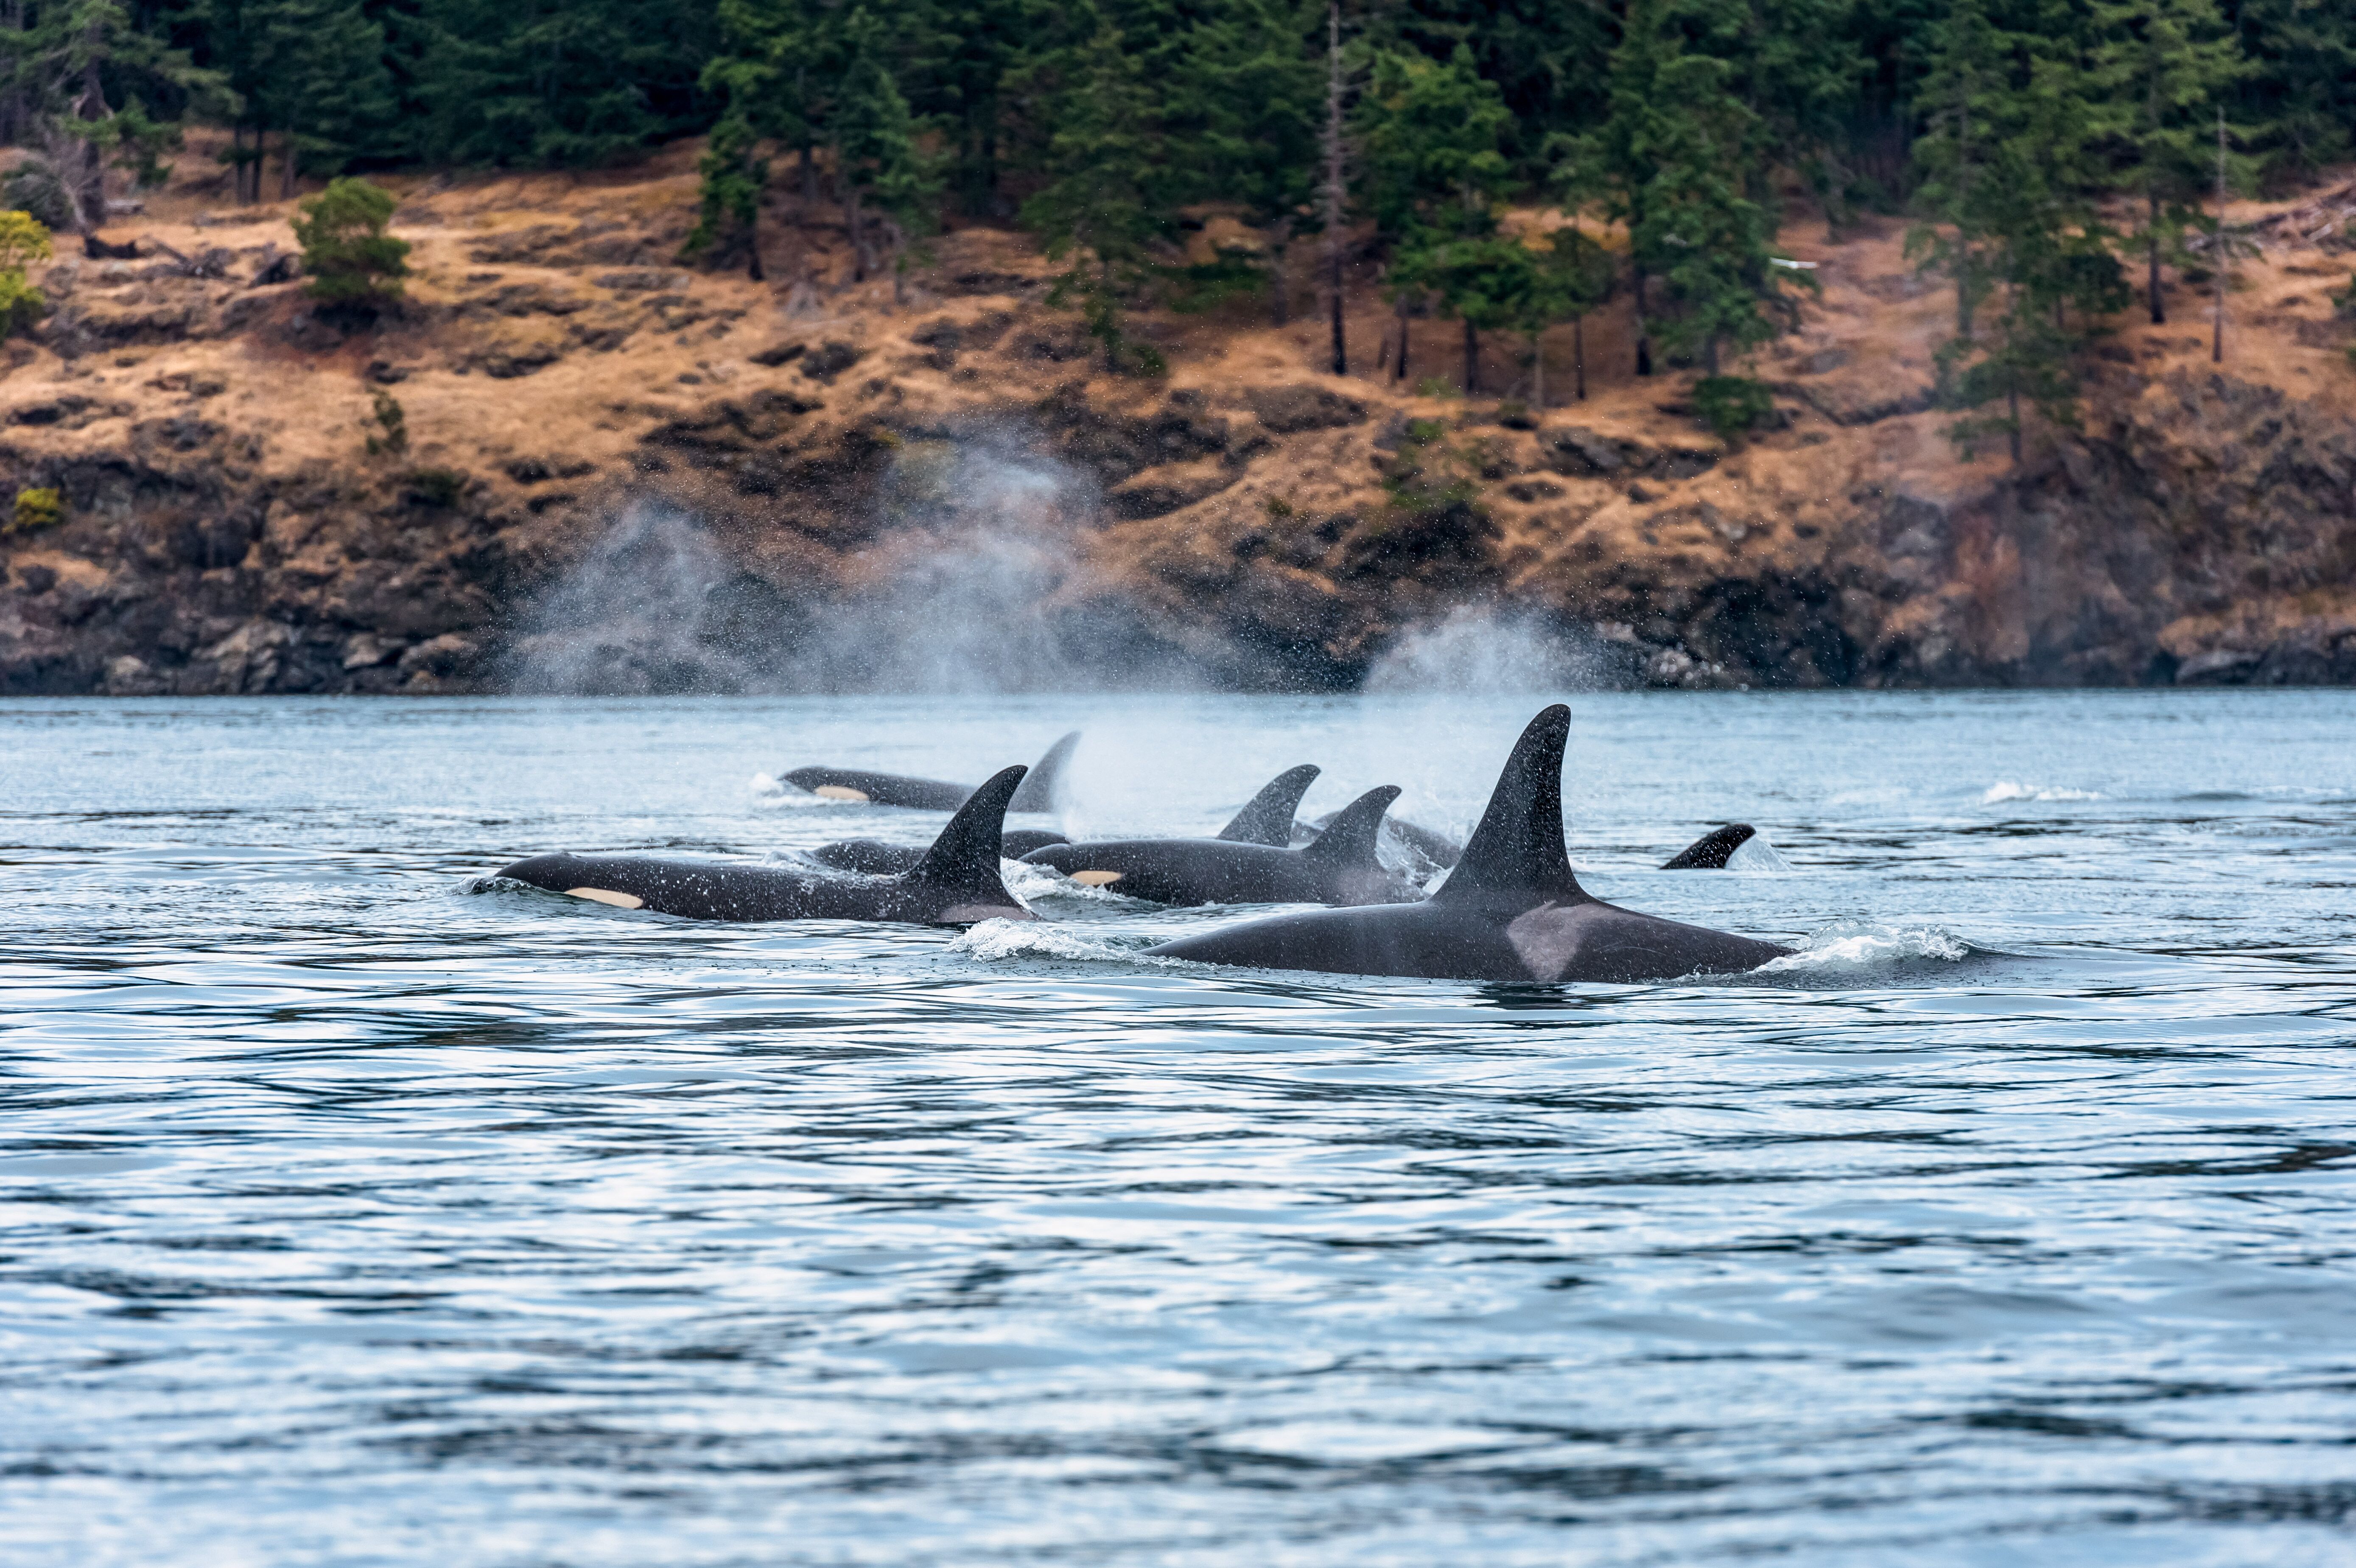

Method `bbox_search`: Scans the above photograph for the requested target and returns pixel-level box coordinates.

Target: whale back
[1217,765,1321,846]
[1431,704,1584,908]
[905,765,1030,908]
[1662,823,1756,870]
[1007,731,1081,814]
[1298,785,1400,871]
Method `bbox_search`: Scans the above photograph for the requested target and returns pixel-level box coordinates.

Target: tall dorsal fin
[1432,705,1583,907]
[1217,764,1321,845]
[1662,823,1755,870]
[1299,785,1400,868]
[907,765,1027,893]
[1007,731,1080,814]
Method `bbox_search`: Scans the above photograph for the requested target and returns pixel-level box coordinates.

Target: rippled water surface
[5,691,2355,1566]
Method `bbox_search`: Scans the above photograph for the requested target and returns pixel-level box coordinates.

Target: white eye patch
[1068,870,1124,887]
[813,786,870,801]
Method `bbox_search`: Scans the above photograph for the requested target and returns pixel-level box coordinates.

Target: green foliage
[291,178,411,306]
[197,0,397,190]
[835,5,941,282]
[684,109,768,274]
[366,390,409,456]
[403,467,468,507]
[1692,374,1775,439]
[1377,414,1482,519]
[10,487,64,534]
[1018,13,1180,372]
[0,212,53,337]
[415,0,717,166]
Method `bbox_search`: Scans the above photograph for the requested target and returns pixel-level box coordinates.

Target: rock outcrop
[3,141,2353,694]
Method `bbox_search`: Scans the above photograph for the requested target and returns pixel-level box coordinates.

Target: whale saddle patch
[565,887,644,909]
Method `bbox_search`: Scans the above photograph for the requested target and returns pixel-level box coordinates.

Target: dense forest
[0,0,2346,445]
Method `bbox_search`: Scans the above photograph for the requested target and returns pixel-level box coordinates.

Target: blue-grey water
[3,691,2353,1566]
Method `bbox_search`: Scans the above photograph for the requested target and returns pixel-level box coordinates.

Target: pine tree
[1510,218,1613,406]
[1172,0,1319,324]
[2092,0,2249,324]
[415,0,715,166]
[2233,0,2356,183]
[834,5,939,289]
[1017,12,1178,372]
[1356,45,1511,387]
[911,0,1030,217]
[685,107,768,277]
[1,0,227,230]
[201,0,395,201]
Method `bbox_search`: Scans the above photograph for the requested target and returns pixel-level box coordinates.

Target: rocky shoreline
[2,154,2352,695]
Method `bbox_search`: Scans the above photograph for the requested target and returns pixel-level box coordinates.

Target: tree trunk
[2147,188,2165,325]
[2007,380,2022,465]
[1394,297,1410,383]
[1268,234,1288,327]
[1529,334,1545,410]
[847,183,865,283]
[747,206,764,281]
[1633,269,1652,376]
[1573,314,1587,400]
[281,131,298,200]
[73,42,109,233]
[1463,317,1478,395]
[1319,1,1347,376]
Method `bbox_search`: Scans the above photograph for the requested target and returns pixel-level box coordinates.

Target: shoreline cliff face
[2,144,2352,696]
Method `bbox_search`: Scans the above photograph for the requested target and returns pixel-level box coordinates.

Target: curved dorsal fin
[1299,785,1400,868]
[1007,731,1080,814]
[908,766,1027,893]
[1662,823,1756,870]
[1431,705,1583,907]
[1217,764,1321,845]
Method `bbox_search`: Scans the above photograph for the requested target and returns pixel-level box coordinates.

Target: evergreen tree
[1018,12,1180,371]
[0,0,226,229]
[684,106,767,275]
[1511,216,1613,404]
[912,0,1032,217]
[2092,0,2248,323]
[2233,0,2356,185]
[1173,0,1319,324]
[1355,44,1511,386]
[834,5,939,288]
[200,0,394,201]
[416,0,715,166]
[1356,0,1611,173]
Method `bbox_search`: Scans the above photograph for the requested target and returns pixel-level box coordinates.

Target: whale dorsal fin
[1217,764,1321,845]
[1662,823,1756,870]
[907,765,1027,894]
[1432,705,1583,907]
[1007,731,1080,813]
[1299,785,1400,868]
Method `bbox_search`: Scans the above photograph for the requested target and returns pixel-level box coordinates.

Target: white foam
[748,773,828,810]
[1760,921,1970,972]
[951,919,1161,964]
[1981,781,2103,804]
[1000,859,1136,903]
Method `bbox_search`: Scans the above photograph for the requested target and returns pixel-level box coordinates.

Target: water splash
[1761,921,1972,971]
[1983,781,2105,804]
[1362,605,1631,694]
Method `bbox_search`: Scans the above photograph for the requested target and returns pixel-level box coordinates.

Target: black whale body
[1146,707,1792,983]
[495,767,1035,925]
[1023,781,1416,907]
[805,828,1069,877]
[784,731,1078,812]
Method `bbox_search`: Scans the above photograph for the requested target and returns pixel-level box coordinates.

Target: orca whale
[804,827,1069,877]
[1293,809,1463,870]
[1662,823,1757,869]
[495,767,1036,924]
[1218,765,1323,846]
[1021,784,1416,907]
[783,730,1079,812]
[1145,707,1791,982]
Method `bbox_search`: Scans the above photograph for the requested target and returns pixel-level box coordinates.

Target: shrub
[0,160,73,231]
[291,178,410,308]
[366,389,408,456]
[0,210,51,336]
[403,467,466,507]
[1692,375,1776,440]
[10,487,63,533]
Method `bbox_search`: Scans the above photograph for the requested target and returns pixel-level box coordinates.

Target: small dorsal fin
[1007,731,1080,813]
[908,765,1027,893]
[1432,705,1582,907]
[1299,785,1400,868]
[1217,764,1321,845]
[1662,823,1755,870]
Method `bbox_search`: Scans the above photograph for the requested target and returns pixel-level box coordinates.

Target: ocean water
[3,690,2353,1567]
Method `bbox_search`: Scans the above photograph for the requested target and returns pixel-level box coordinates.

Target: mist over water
[1363,605,1627,694]
[515,437,1210,695]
